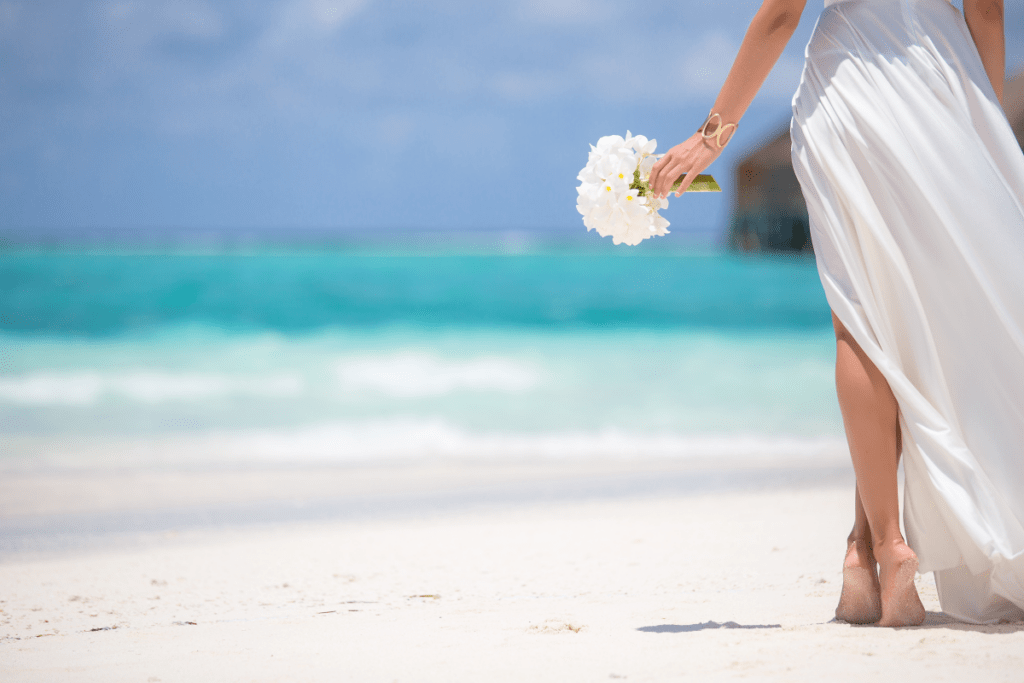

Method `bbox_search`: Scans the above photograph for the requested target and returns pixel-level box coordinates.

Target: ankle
[871,537,915,565]
[843,538,878,573]
[847,532,873,550]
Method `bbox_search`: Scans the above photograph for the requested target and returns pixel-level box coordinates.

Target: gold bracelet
[698,111,737,149]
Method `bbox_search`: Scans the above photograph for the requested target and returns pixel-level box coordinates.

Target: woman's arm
[648,0,807,197]
[963,0,1005,104]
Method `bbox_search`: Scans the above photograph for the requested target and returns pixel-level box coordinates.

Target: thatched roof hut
[729,69,1024,253]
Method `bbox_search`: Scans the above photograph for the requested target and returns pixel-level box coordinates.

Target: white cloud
[483,22,796,106]
[309,0,367,29]
[492,70,562,102]
[99,1,224,42]
[3,0,825,157]
[160,1,224,40]
[104,1,132,21]
[264,0,369,48]
[676,31,739,95]
[516,0,615,24]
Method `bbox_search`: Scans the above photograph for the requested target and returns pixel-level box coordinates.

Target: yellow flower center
[605,186,612,192]
[618,173,624,179]
[626,195,633,201]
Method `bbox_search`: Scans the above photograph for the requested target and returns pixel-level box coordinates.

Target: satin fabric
[791,0,1024,623]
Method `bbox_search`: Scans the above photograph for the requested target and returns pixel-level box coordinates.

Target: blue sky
[2,0,1022,243]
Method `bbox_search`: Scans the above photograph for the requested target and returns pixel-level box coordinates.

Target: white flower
[608,156,637,191]
[576,182,614,232]
[649,212,670,237]
[628,133,658,157]
[575,131,671,246]
[595,133,627,152]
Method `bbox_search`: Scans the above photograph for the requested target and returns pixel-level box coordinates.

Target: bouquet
[576,131,721,246]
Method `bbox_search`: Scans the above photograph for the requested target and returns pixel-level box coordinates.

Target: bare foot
[835,538,881,624]
[876,542,926,627]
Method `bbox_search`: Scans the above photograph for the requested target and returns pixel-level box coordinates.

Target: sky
[2,0,1023,243]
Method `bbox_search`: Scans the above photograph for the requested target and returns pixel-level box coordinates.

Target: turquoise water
[0,249,844,465]
[1,252,830,333]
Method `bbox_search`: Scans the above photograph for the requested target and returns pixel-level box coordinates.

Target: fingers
[648,134,719,198]
[670,154,718,197]
[648,158,663,196]
[659,164,685,198]
[653,150,697,198]
[652,156,684,198]
[649,156,670,196]
[649,146,685,198]
[648,162,663,197]
[675,172,695,197]
[657,158,689,198]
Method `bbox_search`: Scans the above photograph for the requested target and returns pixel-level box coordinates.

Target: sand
[1,460,1022,682]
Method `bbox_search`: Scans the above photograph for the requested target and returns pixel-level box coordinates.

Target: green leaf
[670,174,721,193]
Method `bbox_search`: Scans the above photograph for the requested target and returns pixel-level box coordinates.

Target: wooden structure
[729,69,1024,253]
[1004,68,1024,148]
[729,125,809,252]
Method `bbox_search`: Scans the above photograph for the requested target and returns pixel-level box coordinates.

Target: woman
[649,0,1023,626]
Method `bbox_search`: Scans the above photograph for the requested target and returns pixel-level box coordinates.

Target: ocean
[0,240,844,467]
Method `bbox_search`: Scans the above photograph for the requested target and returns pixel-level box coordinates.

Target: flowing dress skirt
[791,0,1024,623]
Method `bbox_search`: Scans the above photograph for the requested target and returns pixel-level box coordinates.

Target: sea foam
[2,419,848,467]
[0,371,304,405]
[334,352,539,397]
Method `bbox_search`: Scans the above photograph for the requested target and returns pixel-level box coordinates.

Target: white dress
[791,0,1024,623]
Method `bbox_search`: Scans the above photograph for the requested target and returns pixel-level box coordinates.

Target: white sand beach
[1,460,1022,682]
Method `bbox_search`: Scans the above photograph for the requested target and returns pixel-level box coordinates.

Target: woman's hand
[647,132,724,198]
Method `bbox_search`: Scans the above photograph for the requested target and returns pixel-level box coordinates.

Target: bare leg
[832,312,924,627]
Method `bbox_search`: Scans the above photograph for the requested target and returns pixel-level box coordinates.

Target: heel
[878,557,925,627]
[836,565,882,624]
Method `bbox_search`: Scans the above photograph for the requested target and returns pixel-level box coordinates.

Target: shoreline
[1,456,852,558]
